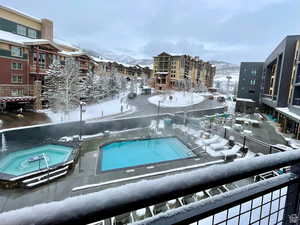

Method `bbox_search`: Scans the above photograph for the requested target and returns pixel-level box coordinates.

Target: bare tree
[43,58,86,117]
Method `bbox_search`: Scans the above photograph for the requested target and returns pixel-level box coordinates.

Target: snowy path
[42,94,133,123]
[148,91,205,108]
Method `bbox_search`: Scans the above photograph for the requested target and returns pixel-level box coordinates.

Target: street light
[79,101,86,141]
[156,100,161,131]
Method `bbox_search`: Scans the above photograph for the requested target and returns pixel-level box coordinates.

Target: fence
[0,150,300,225]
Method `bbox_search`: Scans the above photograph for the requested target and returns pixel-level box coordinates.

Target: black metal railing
[1,150,300,225]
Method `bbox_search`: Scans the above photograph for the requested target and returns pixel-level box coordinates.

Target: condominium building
[258,35,300,138]
[0,5,95,110]
[152,52,215,90]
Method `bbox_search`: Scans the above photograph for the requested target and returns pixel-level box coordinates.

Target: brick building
[0,5,96,110]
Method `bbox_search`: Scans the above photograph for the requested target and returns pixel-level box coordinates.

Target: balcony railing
[80,63,89,70]
[30,64,47,74]
[262,94,272,99]
[293,98,300,106]
[1,150,300,225]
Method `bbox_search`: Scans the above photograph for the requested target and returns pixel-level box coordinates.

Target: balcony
[80,63,89,70]
[1,149,300,225]
[30,64,47,74]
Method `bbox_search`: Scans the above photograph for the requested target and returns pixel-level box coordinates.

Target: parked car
[127,92,137,99]
[217,96,225,102]
[208,95,214,100]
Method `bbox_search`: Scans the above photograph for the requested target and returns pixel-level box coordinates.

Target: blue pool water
[0,145,73,176]
[100,137,193,171]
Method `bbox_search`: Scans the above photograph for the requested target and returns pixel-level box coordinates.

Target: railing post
[283,164,300,225]
[269,145,273,154]
[243,136,246,149]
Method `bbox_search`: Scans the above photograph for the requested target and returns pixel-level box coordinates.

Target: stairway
[22,166,69,188]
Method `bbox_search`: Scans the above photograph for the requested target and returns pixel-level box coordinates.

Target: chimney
[41,19,53,41]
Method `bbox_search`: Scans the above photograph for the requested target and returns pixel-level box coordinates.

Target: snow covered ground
[42,94,133,123]
[148,91,205,108]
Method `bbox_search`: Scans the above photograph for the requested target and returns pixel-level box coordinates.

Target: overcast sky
[1,0,299,63]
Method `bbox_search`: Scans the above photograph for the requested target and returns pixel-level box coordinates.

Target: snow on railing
[1,150,300,225]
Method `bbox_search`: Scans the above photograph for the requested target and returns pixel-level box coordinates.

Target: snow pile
[43,95,133,123]
[148,91,204,108]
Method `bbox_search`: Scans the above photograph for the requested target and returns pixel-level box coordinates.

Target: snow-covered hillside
[210,61,240,95]
[84,48,153,68]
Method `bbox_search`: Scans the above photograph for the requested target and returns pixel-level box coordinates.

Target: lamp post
[79,101,86,141]
[156,100,161,131]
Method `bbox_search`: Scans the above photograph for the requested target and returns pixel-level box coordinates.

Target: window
[17,24,26,36]
[33,53,46,68]
[11,75,23,84]
[11,62,22,70]
[11,46,23,57]
[250,80,256,85]
[251,70,257,75]
[11,89,23,97]
[28,28,37,38]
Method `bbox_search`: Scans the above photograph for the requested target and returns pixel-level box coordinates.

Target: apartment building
[259,35,300,138]
[0,5,96,110]
[0,5,62,110]
[235,62,264,113]
[152,52,215,90]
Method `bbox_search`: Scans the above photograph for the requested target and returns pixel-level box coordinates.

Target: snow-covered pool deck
[0,125,238,212]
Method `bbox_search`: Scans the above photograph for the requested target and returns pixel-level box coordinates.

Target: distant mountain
[83,48,153,68]
[210,60,240,82]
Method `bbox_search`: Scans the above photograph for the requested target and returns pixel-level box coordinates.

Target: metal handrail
[1,150,300,225]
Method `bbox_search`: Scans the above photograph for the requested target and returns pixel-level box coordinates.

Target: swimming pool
[0,145,73,176]
[100,137,193,171]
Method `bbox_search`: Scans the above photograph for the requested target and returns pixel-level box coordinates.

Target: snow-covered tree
[43,58,86,116]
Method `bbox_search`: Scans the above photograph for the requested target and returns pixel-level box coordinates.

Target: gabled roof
[53,38,79,52]
[157,52,171,57]
[23,40,61,51]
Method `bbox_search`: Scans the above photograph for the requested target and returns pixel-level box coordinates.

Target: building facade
[152,52,215,91]
[260,35,300,138]
[237,62,264,105]
[0,5,98,110]
[0,5,62,110]
[0,5,153,111]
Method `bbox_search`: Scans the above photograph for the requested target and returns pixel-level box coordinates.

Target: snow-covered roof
[276,107,300,122]
[236,98,255,103]
[53,38,79,51]
[139,64,153,69]
[59,50,91,59]
[90,56,114,63]
[0,5,41,22]
[0,29,33,45]
[23,40,61,50]
[0,30,60,50]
